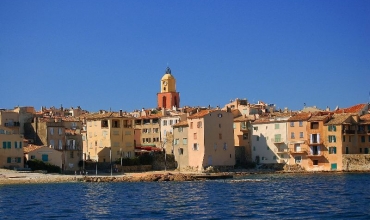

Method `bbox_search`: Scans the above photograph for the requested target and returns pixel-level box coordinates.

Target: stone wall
[342,155,370,171]
[152,153,177,170]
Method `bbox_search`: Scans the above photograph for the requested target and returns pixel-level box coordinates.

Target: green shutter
[331,163,337,170]
[14,141,18,148]
[17,157,21,163]
[328,126,331,131]
[333,126,336,131]
[2,142,6,149]
[19,142,22,148]
[7,142,11,149]
[7,157,11,163]
[334,147,337,154]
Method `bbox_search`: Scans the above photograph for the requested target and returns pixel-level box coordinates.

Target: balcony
[290,148,307,154]
[307,152,324,157]
[240,125,248,131]
[271,138,285,144]
[357,130,366,134]
[342,129,355,135]
[308,140,323,146]
[275,148,289,154]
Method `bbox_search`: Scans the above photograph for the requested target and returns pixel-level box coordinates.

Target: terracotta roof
[308,115,329,122]
[325,114,352,125]
[288,112,311,121]
[234,115,254,122]
[84,112,133,120]
[173,120,189,127]
[187,109,217,119]
[360,114,370,123]
[334,103,367,114]
[24,144,44,153]
[136,112,162,119]
[252,118,271,124]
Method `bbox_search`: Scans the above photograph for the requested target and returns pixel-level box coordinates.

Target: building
[160,109,187,154]
[0,126,24,168]
[0,109,21,135]
[84,111,135,162]
[187,109,235,172]
[287,112,312,170]
[157,67,180,109]
[24,144,63,168]
[233,115,253,164]
[133,110,161,150]
[251,113,291,165]
[173,120,189,171]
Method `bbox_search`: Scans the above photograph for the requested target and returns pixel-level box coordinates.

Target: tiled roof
[24,144,44,153]
[187,109,217,119]
[360,114,370,122]
[288,112,311,121]
[325,114,352,125]
[334,103,367,114]
[173,120,189,127]
[84,112,133,120]
[252,117,271,124]
[136,112,162,119]
[234,115,254,122]
[308,115,329,121]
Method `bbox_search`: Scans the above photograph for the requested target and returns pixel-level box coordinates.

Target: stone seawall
[342,155,370,171]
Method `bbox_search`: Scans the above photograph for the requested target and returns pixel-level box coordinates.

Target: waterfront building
[0,109,21,135]
[173,120,189,171]
[287,112,312,170]
[358,114,370,154]
[233,114,253,164]
[251,113,291,165]
[187,109,235,172]
[157,67,180,109]
[0,126,24,168]
[84,111,135,162]
[24,144,63,168]
[160,109,187,154]
[133,110,162,149]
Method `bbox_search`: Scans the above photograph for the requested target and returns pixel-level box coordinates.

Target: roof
[23,144,44,153]
[301,106,323,113]
[161,67,175,80]
[334,103,367,114]
[233,115,254,122]
[308,115,329,122]
[325,114,353,125]
[360,114,370,123]
[288,112,312,121]
[84,112,132,120]
[187,109,217,119]
[173,120,189,127]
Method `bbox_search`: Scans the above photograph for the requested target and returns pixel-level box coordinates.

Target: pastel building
[173,120,189,170]
[24,145,63,168]
[187,109,235,172]
[251,113,290,164]
[0,126,24,168]
[85,111,135,162]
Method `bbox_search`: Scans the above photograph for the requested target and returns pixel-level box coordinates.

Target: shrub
[27,159,61,173]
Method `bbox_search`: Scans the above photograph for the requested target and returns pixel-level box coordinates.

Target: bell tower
[157,67,180,109]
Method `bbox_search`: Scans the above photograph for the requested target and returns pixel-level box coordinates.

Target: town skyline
[1,1,369,112]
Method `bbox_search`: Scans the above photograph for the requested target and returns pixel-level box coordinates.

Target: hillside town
[1,67,370,174]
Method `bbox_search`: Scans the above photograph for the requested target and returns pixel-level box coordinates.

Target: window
[328,135,336,143]
[42,154,48,162]
[31,155,35,159]
[223,143,227,150]
[299,132,304,138]
[197,121,202,128]
[174,139,179,145]
[291,132,295,139]
[218,114,223,118]
[58,140,63,150]
[50,140,54,148]
[178,148,184,155]
[50,128,54,135]
[343,136,345,142]
[95,141,98,146]
[70,151,74,158]
[361,136,365,143]
[14,141,18,148]
[233,123,236,129]
[112,120,120,128]
[170,120,173,125]
[219,133,222,140]
[153,128,159,133]
[214,143,217,150]
[193,133,197,139]
[299,121,303,127]
[290,122,294,127]
[257,136,259,141]
[313,160,319,166]
[163,120,167,126]
[182,138,187,145]
[365,148,369,154]
[58,128,62,135]
[190,122,193,129]
[243,133,248,140]
[329,147,337,154]
[7,157,11,163]
[253,146,256,151]
[275,124,280,129]
[193,143,199,151]
[178,127,183,132]
[253,126,258,131]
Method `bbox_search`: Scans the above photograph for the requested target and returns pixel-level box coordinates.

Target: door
[42,154,48,162]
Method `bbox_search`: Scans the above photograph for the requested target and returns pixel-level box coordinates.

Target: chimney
[119,110,123,116]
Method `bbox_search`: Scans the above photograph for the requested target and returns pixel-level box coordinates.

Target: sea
[1,172,370,219]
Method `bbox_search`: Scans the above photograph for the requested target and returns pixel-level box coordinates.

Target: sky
[1,0,369,113]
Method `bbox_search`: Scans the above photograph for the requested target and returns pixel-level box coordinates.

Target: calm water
[1,173,370,219]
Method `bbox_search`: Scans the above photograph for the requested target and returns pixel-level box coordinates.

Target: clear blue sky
[1,1,369,112]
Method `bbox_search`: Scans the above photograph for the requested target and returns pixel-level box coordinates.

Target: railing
[343,129,355,134]
[275,148,289,153]
[307,152,324,157]
[357,130,366,134]
[308,140,322,145]
[271,138,284,143]
[290,148,307,154]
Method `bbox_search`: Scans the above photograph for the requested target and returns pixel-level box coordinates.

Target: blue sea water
[1,173,370,219]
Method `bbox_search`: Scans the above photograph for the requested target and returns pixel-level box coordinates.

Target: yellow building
[85,111,135,162]
[0,126,24,168]
[24,145,63,168]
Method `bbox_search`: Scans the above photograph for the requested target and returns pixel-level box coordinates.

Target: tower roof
[161,67,175,80]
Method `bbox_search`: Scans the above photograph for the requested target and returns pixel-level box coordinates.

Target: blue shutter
[7,157,11,163]
[14,141,18,148]
[2,142,6,149]
[42,154,48,162]
[19,142,22,148]
[7,142,11,149]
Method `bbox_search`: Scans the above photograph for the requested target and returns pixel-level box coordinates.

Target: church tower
[157,67,180,109]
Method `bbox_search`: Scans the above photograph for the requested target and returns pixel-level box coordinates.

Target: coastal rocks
[82,173,199,183]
